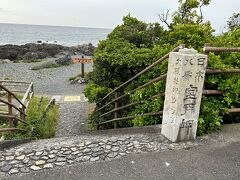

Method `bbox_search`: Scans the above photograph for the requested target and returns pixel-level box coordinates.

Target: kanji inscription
[162,48,207,142]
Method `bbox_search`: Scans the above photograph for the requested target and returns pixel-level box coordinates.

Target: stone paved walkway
[0,92,205,176]
[0,133,202,176]
[54,94,89,137]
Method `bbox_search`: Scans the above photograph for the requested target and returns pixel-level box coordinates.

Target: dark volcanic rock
[0,43,96,61]
[0,45,23,61]
[55,55,72,65]
[0,43,63,61]
[23,43,64,58]
[22,51,49,60]
[69,43,96,56]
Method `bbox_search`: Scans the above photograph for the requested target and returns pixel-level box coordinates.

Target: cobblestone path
[0,133,203,177]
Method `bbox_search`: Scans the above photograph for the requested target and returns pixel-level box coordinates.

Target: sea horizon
[0,23,112,46]
[0,22,112,31]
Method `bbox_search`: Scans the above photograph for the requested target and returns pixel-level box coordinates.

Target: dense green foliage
[1,96,59,140]
[84,0,239,135]
[169,23,213,50]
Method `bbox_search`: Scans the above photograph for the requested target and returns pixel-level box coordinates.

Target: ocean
[0,23,111,46]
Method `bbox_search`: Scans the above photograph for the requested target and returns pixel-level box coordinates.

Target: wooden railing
[0,81,34,133]
[95,45,240,129]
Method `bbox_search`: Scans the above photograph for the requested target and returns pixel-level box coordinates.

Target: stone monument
[162,48,207,142]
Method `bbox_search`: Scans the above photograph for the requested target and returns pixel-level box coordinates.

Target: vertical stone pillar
[162,48,207,142]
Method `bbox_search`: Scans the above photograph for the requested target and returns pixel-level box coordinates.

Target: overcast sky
[0,0,239,32]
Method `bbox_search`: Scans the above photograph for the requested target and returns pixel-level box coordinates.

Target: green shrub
[26,97,59,139]
[21,59,42,63]
[84,82,111,103]
[2,96,59,140]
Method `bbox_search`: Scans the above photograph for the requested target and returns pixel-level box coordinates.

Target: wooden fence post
[20,107,26,123]
[7,93,13,128]
[81,63,85,78]
[31,83,34,98]
[81,55,85,78]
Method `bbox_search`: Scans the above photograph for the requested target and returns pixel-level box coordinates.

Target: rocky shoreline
[0,43,96,62]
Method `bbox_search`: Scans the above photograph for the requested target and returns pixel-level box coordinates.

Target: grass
[15,93,24,100]
[26,96,59,139]
[1,96,59,140]
[0,107,8,124]
[31,61,62,70]
[20,59,43,63]
[14,58,45,63]
[69,72,89,81]
[86,103,97,130]
[3,77,11,80]
[69,73,82,81]
[0,106,8,113]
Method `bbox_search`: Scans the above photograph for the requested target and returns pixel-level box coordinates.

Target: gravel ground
[0,59,93,137]
[56,101,89,137]
[0,59,93,95]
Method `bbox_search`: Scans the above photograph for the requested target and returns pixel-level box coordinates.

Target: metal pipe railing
[96,74,167,112]
[98,44,185,104]
[96,45,240,129]
[98,111,163,126]
[204,47,240,53]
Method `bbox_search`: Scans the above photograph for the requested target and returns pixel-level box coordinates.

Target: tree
[84,3,239,135]
[173,0,211,24]
[227,13,240,31]
[108,14,167,48]
[158,0,214,49]
[84,16,164,102]
[158,9,173,29]
[159,0,211,29]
